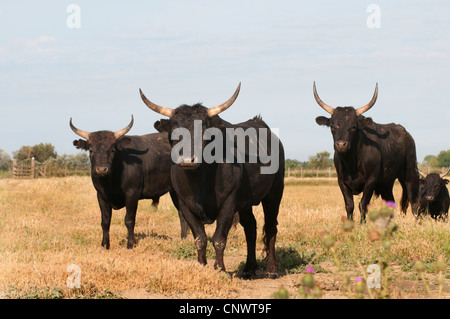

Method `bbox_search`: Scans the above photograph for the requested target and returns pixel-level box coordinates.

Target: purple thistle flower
[355,276,363,283]
[385,201,396,209]
[305,266,315,274]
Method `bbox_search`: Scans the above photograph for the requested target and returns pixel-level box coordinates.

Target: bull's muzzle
[95,167,109,176]
[335,140,350,153]
[179,155,201,169]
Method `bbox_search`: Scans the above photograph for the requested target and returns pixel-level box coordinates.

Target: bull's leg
[212,210,236,272]
[192,225,208,265]
[97,194,112,249]
[261,196,281,277]
[403,153,420,216]
[405,178,420,217]
[338,180,354,221]
[151,196,160,209]
[379,184,395,203]
[442,200,449,221]
[124,200,138,249]
[359,181,376,223]
[238,208,257,278]
[178,210,190,240]
[178,201,207,265]
[169,191,190,239]
[417,200,426,218]
[398,179,411,216]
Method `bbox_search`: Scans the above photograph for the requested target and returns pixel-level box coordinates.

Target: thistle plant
[366,201,399,298]
[413,255,447,298]
[271,266,323,299]
[298,266,322,299]
[320,201,400,298]
[434,255,447,298]
[354,277,366,299]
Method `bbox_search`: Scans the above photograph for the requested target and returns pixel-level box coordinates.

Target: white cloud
[12,35,57,53]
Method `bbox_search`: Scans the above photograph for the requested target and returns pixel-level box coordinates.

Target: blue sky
[1,1,449,162]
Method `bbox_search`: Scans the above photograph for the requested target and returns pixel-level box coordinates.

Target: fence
[286,167,336,178]
[285,166,449,179]
[12,158,35,179]
[12,157,90,179]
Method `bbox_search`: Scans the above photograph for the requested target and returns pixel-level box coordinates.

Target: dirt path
[119,261,450,299]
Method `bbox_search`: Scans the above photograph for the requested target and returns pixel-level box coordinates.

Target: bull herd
[69,82,449,277]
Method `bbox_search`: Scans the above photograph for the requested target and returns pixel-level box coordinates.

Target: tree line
[0,143,449,178]
[0,143,90,178]
[286,150,450,172]
[421,150,450,168]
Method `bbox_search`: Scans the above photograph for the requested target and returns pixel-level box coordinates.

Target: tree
[53,153,90,170]
[285,159,301,170]
[422,150,450,168]
[422,155,438,168]
[14,143,57,162]
[436,150,450,167]
[0,149,12,171]
[308,151,332,169]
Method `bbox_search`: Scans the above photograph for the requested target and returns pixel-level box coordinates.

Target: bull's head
[314,82,378,153]
[419,167,450,202]
[70,116,134,176]
[140,83,240,169]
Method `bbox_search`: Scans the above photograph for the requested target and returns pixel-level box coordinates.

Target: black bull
[70,116,189,249]
[314,82,420,222]
[418,168,450,220]
[140,83,285,277]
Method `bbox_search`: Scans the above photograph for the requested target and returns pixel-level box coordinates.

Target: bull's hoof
[265,272,279,279]
[240,271,257,280]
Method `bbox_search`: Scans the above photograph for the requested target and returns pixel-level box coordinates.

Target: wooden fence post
[31,157,35,179]
[12,159,17,178]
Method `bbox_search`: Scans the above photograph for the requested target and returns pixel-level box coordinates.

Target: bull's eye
[330,124,340,130]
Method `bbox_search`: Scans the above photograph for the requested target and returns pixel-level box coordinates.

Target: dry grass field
[0,176,448,299]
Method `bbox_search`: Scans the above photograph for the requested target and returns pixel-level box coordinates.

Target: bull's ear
[358,117,373,128]
[315,116,330,126]
[444,179,449,185]
[73,139,89,151]
[154,119,170,133]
